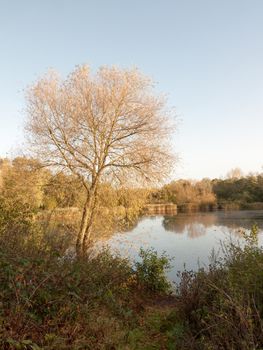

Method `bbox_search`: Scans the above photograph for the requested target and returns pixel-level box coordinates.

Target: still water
[106,210,263,282]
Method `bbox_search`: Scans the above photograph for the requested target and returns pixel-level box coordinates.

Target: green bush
[135,248,172,293]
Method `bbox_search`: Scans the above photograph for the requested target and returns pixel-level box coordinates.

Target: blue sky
[0,0,263,179]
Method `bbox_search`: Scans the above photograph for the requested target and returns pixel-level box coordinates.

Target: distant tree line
[212,174,263,209]
[1,158,263,225]
[149,171,263,211]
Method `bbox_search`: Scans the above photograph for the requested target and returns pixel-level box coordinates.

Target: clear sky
[0,0,263,179]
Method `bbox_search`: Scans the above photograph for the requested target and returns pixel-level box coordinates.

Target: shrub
[172,225,263,349]
[135,248,172,293]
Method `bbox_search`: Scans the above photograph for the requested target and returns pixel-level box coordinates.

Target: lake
[105,210,263,282]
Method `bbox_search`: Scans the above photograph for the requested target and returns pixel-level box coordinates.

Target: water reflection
[106,210,263,281]
[163,215,214,238]
[162,210,263,238]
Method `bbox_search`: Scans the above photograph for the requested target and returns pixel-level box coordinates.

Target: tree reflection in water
[103,210,263,280]
[162,210,263,239]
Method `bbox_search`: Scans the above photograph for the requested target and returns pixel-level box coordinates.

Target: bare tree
[25,65,176,255]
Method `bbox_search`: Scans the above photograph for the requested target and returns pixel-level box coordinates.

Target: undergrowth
[2,198,263,349]
[0,198,174,349]
[172,224,263,349]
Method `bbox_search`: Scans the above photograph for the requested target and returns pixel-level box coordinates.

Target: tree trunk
[76,184,98,257]
[76,196,90,256]
[81,187,99,253]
